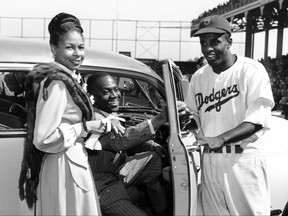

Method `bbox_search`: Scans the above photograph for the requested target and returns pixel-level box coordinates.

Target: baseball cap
[193,15,231,37]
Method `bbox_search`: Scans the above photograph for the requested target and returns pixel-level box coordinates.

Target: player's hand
[176,101,189,116]
[196,135,224,150]
[176,101,193,129]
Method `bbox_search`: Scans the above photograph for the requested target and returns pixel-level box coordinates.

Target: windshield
[116,77,165,110]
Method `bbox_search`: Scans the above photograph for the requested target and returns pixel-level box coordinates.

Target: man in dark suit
[86,72,174,216]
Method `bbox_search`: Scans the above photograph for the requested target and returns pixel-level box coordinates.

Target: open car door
[161,59,201,215]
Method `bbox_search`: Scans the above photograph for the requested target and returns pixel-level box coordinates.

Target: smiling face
[199,33,233,73]
[51,30,85,71]
[92,75,121,113]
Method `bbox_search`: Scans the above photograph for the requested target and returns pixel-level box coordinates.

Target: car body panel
[0,134,32,215]
[260,116,288,212]
[1,36,157,78]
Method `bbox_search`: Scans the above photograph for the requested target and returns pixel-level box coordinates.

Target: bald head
[87,73,121,113]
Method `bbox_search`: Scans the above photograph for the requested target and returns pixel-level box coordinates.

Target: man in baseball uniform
[185,15,274,215]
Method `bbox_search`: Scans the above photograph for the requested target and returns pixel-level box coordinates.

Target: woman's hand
[101,114,126,134]
[86,120,106,134]
[86,114,126,135]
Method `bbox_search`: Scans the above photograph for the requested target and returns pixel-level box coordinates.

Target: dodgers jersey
[185,55,274,138]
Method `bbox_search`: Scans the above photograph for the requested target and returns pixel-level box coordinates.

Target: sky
[0,0,228,21]
[0,0,231,61]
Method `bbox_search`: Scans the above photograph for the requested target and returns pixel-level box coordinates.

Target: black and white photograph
[0,0,288,215]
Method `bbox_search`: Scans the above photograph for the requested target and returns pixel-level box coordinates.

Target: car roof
[0,36,160,79]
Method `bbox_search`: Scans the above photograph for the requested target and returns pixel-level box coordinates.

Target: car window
[118,77,165,109]
[82,72,166,111]
[0,71,27,129]
[0,70,166,129]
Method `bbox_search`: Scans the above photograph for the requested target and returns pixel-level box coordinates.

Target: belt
[209,145,243,154]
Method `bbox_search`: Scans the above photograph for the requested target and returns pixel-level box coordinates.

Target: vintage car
[0,36,287,216]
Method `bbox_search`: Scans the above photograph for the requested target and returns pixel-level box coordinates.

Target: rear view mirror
[118,77,133,91]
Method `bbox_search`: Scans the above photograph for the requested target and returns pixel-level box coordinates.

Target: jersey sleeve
[246,62,274,108]
[244,62,275,129]
[243,98,273,129]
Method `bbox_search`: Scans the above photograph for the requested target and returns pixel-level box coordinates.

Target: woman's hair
[48,12,83,46]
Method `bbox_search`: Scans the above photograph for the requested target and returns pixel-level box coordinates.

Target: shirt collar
[94,107,117,118]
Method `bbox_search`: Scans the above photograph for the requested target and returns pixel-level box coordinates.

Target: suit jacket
[87,108,154,204]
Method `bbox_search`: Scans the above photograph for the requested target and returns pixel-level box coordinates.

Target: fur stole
[18,63,93,209]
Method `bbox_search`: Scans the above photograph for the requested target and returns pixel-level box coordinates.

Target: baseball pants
[201,147,270,215]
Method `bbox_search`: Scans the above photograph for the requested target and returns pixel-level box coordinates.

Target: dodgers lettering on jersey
[195,84,240,112]
[185,55,274,137]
